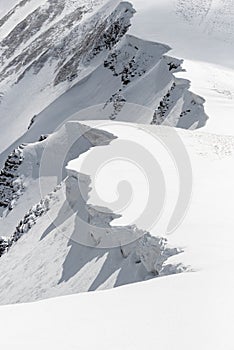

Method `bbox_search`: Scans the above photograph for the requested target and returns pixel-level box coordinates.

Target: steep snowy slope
[0,0,208,157]
[0,121,183,305]
[0,0,208,305]
[24,35,207,131]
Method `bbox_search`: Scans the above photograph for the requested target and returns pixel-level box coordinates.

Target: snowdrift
[0,121,183,305]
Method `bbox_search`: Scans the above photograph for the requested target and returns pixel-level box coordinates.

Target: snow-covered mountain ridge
[0,0,224,306]
[0,0,134,151]
[0,0,208,156]
[0,121,185,305]
[0,1,234,349]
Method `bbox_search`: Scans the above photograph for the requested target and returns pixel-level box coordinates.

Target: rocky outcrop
[0,145,25,214]
[0,188,58,257]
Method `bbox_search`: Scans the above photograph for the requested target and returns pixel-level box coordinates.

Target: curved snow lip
[0,121,186,305]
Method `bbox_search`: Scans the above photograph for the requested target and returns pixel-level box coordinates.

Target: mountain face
[0,0,208,304]
[0,0,135,152]
[0,1,234,349]
[0,0,208,155]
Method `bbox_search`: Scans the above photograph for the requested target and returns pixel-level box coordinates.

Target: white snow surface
[0,0,135,153]
[131,0,234,135]
[0,271,233,350]
[0,0,234,349]
[0,121,183,304]
[0,0,208,156]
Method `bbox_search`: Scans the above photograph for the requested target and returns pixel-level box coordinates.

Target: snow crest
[0,121,184,304]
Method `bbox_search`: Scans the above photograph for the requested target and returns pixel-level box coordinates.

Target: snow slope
[25,35,207,131]
[0,0,135,152]
[0,270,233,350]
[0,121,183,305]
[0,0,208,157]
[0,0,234,348]
[0,119,233,306]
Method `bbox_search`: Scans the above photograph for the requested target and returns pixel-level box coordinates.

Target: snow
[0,118,233,308]
[0,0,208,156]
[130,0,234,134]
[175,60,234,134]
[0,0,136,154]
[0,0,234,349]
[0,121,183,304]
[0,120,233,347]
[0,271,233,350]
[68,120,234,272]
[0,0,19,17]
[0,0,48,41]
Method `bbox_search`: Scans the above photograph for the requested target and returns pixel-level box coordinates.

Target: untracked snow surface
[0,271,233,350]
[0,121,183,304]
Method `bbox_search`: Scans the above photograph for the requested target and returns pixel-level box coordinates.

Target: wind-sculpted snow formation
[0,0,210,304]
[0,122,184,304]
